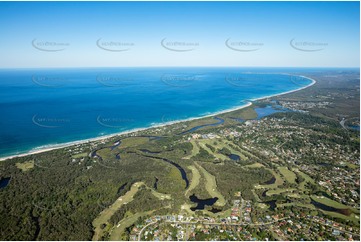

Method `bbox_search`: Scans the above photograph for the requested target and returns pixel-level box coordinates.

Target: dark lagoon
[0,177,10,189]
[311,199,352,216]
[228,154,240,161]
[262,176,276,185]
[189,194,218,211]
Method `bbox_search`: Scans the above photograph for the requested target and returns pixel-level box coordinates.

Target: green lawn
[183,140,200,159]
[196,163,226,207]
[310,195,351,209]
[203,139,248,160]
[197,141,228,160]
[278,202,315,210]
[185,165,201,197]
[108,210,154,241]
[244,162,264,168]
[278,167,297,184]
[151,190,171,200]
[266,188,296,196]
[71,152,88,158]
[92,182,143,241]
[221,140,250,160]
[320,210,360,224]
[293,168,316,190]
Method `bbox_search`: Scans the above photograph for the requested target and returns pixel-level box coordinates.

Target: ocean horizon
[0,67,317,158]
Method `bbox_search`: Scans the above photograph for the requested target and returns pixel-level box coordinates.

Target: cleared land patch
[15,160,34,172]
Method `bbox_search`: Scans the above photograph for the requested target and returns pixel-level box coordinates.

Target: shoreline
[0,75,316,162]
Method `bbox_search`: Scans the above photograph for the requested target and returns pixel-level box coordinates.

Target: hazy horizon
[0,1,359,68]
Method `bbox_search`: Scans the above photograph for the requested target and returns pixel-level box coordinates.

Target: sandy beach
[0,75,316,162]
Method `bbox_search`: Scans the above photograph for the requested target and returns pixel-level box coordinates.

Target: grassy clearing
[256,203,269,209]
[320,210,359,224]
[238,107,258,120]
[185,138,250,161]
[222,106,257,120]
[310,195,351,209]
[181,203,195,215]
[197,141,228,160]
[219,141,247,160]
[185,165,201,197]
[202,139,248,160]
[213,139,248,160]
[266,188,296,196]
[222,140,255,158]
[286,193,305,199]
[120,137,149,148]
[97,148,116,161]
[293,168,315,190]
[251,189,262,202]
[151,190,171,200]
[278,202,315,210]
[278,166,297,184]
[195,163,226,207]
[71,152,88,158]
[244,162,264,168]
[184,140,200,159]
[167,166,184,183]
[345,162,358,169]
[310,196,359,222]
[310,196,360,223]
[15,160,34,172]
[92,182,143,241]
[108,210,154,241]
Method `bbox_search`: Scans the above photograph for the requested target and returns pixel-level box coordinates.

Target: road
[163,216,290,227]
[138,215,360,239]
[138,221,157,241]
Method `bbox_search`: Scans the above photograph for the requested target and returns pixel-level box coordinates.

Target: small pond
[311,199,352,216]
[189,194,218,211]
[0,177,10,189]
[228,154,240,161]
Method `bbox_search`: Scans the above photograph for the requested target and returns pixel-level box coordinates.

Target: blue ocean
[0,67,313,157]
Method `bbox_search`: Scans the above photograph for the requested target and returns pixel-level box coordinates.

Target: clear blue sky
[0,1,359,68]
